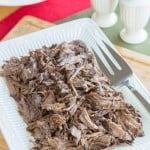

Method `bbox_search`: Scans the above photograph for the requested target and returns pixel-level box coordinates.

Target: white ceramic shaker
[120,0,150,44]
[91,0,119,28]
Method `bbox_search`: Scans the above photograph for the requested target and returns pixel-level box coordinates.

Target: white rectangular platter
[0,18,150,150]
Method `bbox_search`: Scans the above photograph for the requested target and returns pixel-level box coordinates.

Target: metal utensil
[92,41,150,112]
[93,41,132,86]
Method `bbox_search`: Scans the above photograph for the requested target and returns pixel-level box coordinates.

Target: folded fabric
[0,0,91,40]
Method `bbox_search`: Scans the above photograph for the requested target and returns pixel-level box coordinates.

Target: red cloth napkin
[0,0,91,40]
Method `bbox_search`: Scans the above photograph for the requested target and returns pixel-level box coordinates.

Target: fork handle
[129,86,150,113]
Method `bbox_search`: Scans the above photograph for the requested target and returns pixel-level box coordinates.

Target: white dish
[0,0,44,6]
[0,18,150,150]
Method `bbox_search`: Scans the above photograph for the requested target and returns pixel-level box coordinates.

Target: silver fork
[92,41,150,113]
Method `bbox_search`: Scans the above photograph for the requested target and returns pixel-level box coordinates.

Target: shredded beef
[0,40,144,150]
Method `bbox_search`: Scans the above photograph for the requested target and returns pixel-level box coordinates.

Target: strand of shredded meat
[0,40,144,150]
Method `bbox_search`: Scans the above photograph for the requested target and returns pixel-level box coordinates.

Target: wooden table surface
[0,6,19,20]
[0,7,150,150]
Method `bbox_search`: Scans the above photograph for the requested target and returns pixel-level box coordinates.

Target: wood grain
[0,134,8,150]
[0,15,150,150]
[3,15,54,40]
[116,46,150,66]
[0,6,20,20]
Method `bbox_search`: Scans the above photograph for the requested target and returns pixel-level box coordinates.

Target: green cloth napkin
[58,8,150,56]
